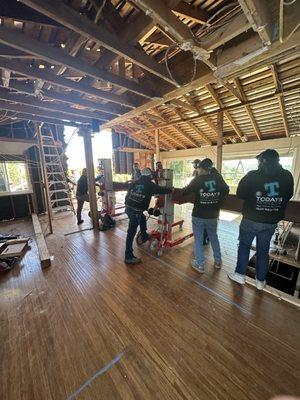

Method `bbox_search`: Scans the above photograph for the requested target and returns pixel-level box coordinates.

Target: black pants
[125,207,147,259]
[76,194,89,222]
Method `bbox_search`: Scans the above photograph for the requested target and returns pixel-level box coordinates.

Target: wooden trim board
[0,242,28,258]
[246,277,300,308]
[31,213,51,269]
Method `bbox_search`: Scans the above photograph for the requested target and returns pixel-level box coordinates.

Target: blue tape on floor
[66,351,124,400]
[140,248,251,316]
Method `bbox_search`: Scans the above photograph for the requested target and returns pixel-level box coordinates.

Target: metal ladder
[41,128,75,214]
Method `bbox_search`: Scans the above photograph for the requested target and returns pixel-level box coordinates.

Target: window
[0,161,31,196]
[222,156,293,193]
[165,159,195,188]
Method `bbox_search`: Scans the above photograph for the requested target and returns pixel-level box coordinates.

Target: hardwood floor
[0,211,299,400]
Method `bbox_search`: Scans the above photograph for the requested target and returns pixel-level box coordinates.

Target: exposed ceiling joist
[0,99,92,125]
[0,59,135,108]
[232,77,262,140]
[205,83,245,141]
[4,112,87,128]
[19,0,175,85]
[270,64,290,137]
[0,25,156,99]
[130,0,215,70]
[0,88,111,121]
[133,82,300,134]
[104,30,300,128]
[202,13,251,51]
[238,0,272,45]
[2,80,124,116]
[172,2,207,24]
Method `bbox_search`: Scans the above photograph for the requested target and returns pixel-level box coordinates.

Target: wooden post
[36,123,53,234]
[155,129,160,162]
[81,129,99,230]
[216,112,224,173]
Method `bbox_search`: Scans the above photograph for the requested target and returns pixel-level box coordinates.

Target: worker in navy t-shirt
[228,149,294,290]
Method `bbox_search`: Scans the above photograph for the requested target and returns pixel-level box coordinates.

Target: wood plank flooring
[0,210,299,400]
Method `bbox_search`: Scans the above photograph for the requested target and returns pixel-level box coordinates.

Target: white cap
[141,167,152,176]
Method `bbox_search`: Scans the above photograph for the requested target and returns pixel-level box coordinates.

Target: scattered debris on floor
[0,236,30,273]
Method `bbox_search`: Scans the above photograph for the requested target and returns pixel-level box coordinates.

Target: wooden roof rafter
[0,25,158,99]
[205,83,246,142]
[232,77,262,140]
[19,0,176,85]
[0,59,135,108]
[270,64,290,137]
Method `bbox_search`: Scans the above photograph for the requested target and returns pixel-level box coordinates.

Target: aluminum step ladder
[42,129,75,214]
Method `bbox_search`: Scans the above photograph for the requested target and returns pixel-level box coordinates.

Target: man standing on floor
[124,167,173,264]
[228,149,294,290]
[182,158,229,273]
[76,168,103,225]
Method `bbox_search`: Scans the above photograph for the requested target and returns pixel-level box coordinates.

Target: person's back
[237,158,293,224]
[125,174,171,212]
[191,171,229,219]
[76,173,88,197]
[228,149,294,290]
[124,168,172,264]
[182,159,229,272]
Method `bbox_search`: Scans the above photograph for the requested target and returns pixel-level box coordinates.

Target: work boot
[125,256,142,265]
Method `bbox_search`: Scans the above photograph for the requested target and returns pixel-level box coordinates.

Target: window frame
[0,160,33,197]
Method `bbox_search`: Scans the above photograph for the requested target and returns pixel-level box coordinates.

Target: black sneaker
[141,234,151,244]
[125,256,142,265]
[77,219,84,225]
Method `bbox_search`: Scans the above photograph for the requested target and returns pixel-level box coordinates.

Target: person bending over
[182,158,229,273]
[228,149,294,290]
[124,167,172,265]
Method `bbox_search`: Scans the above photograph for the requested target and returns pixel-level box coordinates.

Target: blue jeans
[192,216,221,265]
[235,218,277,281]
[125,207,147,259]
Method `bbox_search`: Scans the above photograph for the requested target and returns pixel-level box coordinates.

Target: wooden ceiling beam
[4,111,86,128]
[2,80,124,116]
[130,0,215,70]
[270,64,290,137]
[205,83,245,141]
[202,13,251,51]
[0,25,156,99]
[238,0,273,45]
[103,29,300,128]
[0,88,111,121]
[0,59,135,108]
[141,117,173,150]
[0,99,92,125]
[19,0,175,85]
[232,77,262,140]
[172,2,207,24]
[174,108,211,146]
[133,82,300,133]
[183,96,219,137]
[152,109,186,149]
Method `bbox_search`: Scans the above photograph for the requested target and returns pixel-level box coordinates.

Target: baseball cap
[199,158,213,170]
[256,149,279,162]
